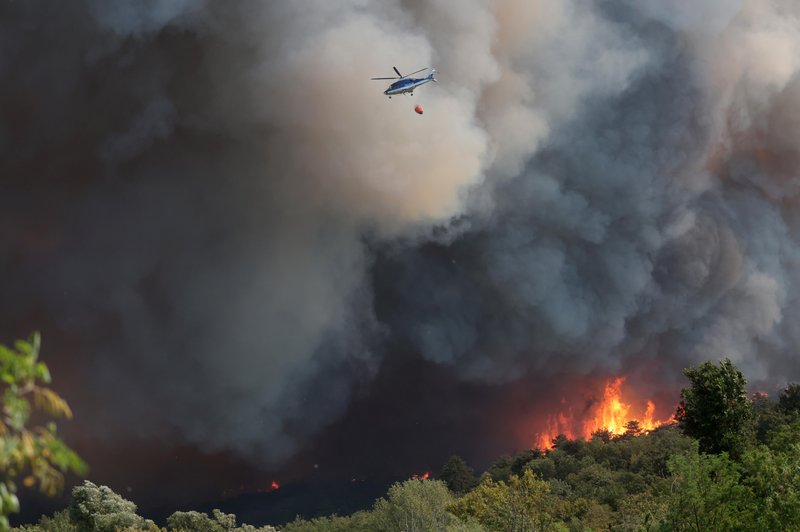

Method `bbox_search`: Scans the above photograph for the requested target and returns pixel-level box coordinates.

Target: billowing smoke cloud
[2,0,800,483]
[380,0,800,388]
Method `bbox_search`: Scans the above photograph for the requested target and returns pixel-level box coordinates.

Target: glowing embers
[411,472,430,480]
[536,377,667,450]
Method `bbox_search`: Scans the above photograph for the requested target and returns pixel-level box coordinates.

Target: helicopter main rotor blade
[393,66,403,77]
[404,67,428,77]
[371,77,400,80]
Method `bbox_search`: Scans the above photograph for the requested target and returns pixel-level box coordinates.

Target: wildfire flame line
[536,377,665,449]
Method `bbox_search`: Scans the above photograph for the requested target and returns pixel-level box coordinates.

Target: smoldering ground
[2,0,800,516]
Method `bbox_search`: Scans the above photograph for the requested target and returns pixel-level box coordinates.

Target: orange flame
[411,472,430,480]
[536,377,666,449]
[223,479,282,497]
[535,400,577,449]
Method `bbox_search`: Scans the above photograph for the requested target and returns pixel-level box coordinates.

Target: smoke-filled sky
[3,0,800,521]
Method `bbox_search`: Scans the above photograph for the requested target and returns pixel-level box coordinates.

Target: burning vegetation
[14,358,800,531]
[536,377,670,449]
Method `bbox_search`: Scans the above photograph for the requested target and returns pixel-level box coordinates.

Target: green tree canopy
[0,333,86,529]
[439,455,478,495]
[751,392,786,445]
[664,444,752,532]
[622,420,643,439]
[740,444,800,530]
[68,481,145,532]
[371,478,463,532]
[447,469,564,531]
[281,512,373,532]
[778,383,800,418]
[675,359,754,457]
[166,508,276,531]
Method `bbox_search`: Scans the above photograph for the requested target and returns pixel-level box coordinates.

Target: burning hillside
[536,377,671,449]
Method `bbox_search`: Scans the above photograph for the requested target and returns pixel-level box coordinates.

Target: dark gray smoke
[2,0,799,472]
[379,0,800,391]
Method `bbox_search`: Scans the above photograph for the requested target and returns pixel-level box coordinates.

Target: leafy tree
[167,508,276,531]
[68,481,150,532]
[675,359,754,457]
[545,450,581,480]
[485,449,546,484]
[448,469,564,531]
[590,429,613,444]
[663,444,753,531]
[567,463,620,508]
[11,510,76,531]
[622,421,643,439]
[583,436,630,472]
[485,455,513,483]
[778,383,800,419]
[615,471,648,497]
[740,444,800,530]
[168,510,225,531]
[627,424,693,478]
[767,418,800,453]
[371,479,464,532]
[613,493,666,532]
[526,457,556,481]
[0,333,87,529]
[751,392,786,444]
[552,436,583,457]
[439,456,478,495]
[281,512,374,532]
[574,501,613,531]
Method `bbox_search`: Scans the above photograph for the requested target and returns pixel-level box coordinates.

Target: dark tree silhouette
[779,383,800,418]
[438,455,478,495]
[675,359,754,457]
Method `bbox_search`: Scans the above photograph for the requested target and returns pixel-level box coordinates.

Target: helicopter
[371,66,437,98]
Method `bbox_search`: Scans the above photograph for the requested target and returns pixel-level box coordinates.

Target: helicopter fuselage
[384,74,436,96]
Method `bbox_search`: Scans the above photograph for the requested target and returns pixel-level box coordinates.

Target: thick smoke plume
[2,0,800,481]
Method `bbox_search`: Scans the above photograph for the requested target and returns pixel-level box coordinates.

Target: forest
[4,335,800,531]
